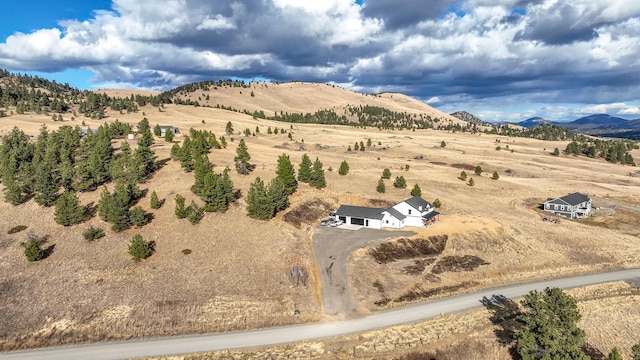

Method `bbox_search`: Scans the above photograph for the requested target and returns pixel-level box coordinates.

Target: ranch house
[334,196,440,230]
[543,192,592,219]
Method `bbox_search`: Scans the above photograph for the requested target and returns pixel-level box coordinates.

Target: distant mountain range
[452,111,640,138]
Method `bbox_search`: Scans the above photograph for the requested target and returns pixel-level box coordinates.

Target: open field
[1,83,640,351]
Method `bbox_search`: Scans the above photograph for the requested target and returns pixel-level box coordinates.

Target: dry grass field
[1,83,640,353]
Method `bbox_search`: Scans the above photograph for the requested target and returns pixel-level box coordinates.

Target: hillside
[450,111,491,126]
[0,70,640,357]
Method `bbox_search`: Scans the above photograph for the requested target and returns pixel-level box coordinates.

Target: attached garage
[334,205,385,229]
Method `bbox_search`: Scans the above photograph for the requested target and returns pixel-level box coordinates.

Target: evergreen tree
[128,234,153,261]
[298,154,313,183]
[220,167,235,206]
[129,206,149,227]
[382,168,391,179]
[246,177,272,220]
[153,124,162,136]
[367,138,372,147]
[393,176,407,188]
[87,126,114,185]
[164,128,174,142]
[468,177,475,186]
[54,190,84,226]
[133,118,156,180]
[276,153,297,195]
[440,140,446,148]
[21,237,45,262]
[515,288,588,360]
[433,198,442,208]
[551,147,560,156]
[474,165,482,175]
[187,200,204,224]
[191,154,213,196]
[376,178,385,193]
[359,141,365,151]
[607,348,622,360]
[150,190,161,209]
[225,121,234,135]
[492,171,500,180]
[33,160,59,206]
[309,157,326,189]
[632,342,640,360]
[174,194,188,218]
[234,139,251,174]
[411,184,421,197]
[267,177,289,214]
[179,137,194,171]
[459,171,467,180]
[97,186,130,232]
[354,142,359,151]
[338,160,349,176]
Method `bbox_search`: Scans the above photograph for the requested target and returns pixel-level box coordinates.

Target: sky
[1,0,639,123]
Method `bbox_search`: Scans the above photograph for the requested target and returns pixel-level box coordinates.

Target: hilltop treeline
[565,138,637,165]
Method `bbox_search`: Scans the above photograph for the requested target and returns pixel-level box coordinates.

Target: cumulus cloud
[0,0,638,121]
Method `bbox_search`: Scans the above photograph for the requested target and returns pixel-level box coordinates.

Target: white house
[543,192,592,219]
[159,126,181,137]
[334,196,439,230]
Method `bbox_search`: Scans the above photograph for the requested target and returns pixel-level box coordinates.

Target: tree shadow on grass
[480,294,522,355]
[582,343,605,360]
[83,202,98,222]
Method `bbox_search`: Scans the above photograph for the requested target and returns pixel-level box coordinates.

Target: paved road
[312,227,414,316]
[2,268,639,360]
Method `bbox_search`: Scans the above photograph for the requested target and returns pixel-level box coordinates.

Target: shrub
[21,237,45,262]
[440,140,446,148]
[393,176,407,188]
[382,168,392,179]
[8,225,27,234]
[128,234,153,261]
[83,226,105,241]
[551,147,560,156]
[459,171,467,181]
[496,146,501,151]
[492,171,500,180]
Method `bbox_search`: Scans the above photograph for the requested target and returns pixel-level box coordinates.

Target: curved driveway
[2,268,639,360]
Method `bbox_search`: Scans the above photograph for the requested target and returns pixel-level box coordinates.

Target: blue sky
[1,0,639,123]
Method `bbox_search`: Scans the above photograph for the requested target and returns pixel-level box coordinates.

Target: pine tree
[440,140,446,148]
[234,139,251,174]
[187,200,204,224]
[393,176,407,188]
[128,234,153,261]
[338,160,349,176]
[225,121,234,135]
[607,348,622,360]
[268,177,289,214]
[515,288,588,360]
[376,178,385,193]
[382,168,391,179]
[174,194,188,218]
[359,141,365,151]
[433,198,442,208]
[246,177,272,220]
[459,171,467,180]
[551,147,560,156]
[411,184,421,197]
[129,206,149,227]
[150,190,161,209]
[164,128,174,142]
[367,138,372,147]
[468,177,475,187]
[54,191,84,226]
[474,165,482,175]
[88,126,114,185]
[309,157,326,189]
[179,137,194,172]
[191,154,213,196]
[276,153,297,194]
[97,186,130,232]
[492,171,500,180]
[153,124,162,136]
[33,160,59,207]
[133,118,156,180]
[21,237,45,262]
[354,142,359,151]
[298,154,312,183]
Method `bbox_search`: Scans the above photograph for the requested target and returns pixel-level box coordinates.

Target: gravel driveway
[312,226,414,318]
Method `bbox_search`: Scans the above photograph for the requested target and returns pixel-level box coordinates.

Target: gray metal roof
[423,211,440,220]
[403,196,431,211]
[547,192,590,206]
[384,207,406,220]
[335,205,385,220]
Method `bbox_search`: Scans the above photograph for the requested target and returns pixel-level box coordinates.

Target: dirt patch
[432,255,490,274]
[283,199,333,228]
[368,235,448,264]
[430,161,447,166]
[403,257,438,275]
[450,163,475,171]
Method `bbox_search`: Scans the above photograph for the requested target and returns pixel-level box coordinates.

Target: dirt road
[312,226,414,317]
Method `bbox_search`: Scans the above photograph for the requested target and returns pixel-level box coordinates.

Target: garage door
[351,217,365,226]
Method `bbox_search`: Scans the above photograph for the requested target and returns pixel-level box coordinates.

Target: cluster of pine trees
[170,128,225,172]
[565,139,636,165]
[0,118,157,228]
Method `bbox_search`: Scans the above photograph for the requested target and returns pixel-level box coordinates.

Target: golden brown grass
[1,83,640,351]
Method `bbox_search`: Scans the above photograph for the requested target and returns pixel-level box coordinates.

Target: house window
[560,206,565,211]
[386,220,389,224]
[408,209,412,215]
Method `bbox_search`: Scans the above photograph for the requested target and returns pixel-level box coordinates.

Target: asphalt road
[2,268,639,360]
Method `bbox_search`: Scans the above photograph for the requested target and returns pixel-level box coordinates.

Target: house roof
[403,196,432,211]
[335,205,385,220]
[384,207,406,220]
[547,192,590,206]
[424,211,440,220]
